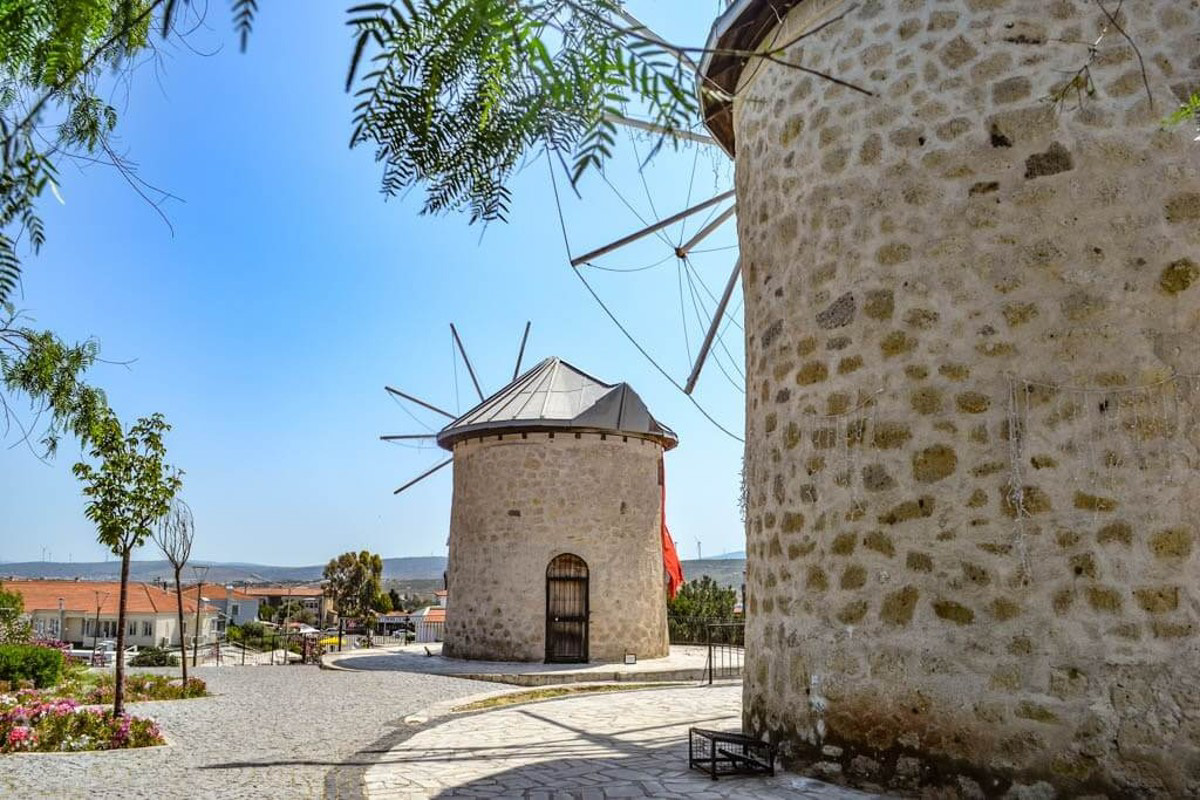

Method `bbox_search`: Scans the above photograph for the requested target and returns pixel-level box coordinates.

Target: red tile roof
[2,579,216,615]
[181,585,257,604]
[421,608,446,623]
[241,586,326,598]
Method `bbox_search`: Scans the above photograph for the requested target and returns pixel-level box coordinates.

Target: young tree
[1,307,108,457]
[388,588,402,613]
[151,497,194,682]
[73,410,181,716]
[324,551,389,644]
[274,600,315,627]
[0,582,31,644]
[667,576,736,620]
[666,576,737,644]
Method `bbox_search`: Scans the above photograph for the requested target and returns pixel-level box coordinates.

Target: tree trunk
[114,547,131,717]
[174,567,187,683]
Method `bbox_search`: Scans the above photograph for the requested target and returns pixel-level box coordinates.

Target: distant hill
[680,558,745,589]
[0,556,449,586]
[0,553,743,590]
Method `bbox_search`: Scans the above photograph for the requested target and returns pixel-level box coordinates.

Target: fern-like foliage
[1,304,109,455]
[345,0,699,223]
[232,0,257,51]
[1164,91,1200,141]
[0,0,165,305]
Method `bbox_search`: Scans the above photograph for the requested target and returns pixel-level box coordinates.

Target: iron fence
[702,622,744,684]
[668,616,742,645]
[348,620,445,650]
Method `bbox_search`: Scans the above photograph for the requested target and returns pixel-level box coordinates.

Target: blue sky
[0,2,745,566]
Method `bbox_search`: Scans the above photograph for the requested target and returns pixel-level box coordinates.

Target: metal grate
[689,727,776,780]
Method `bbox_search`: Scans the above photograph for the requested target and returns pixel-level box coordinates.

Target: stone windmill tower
[695,0,1200,796]
[385,340,681,664]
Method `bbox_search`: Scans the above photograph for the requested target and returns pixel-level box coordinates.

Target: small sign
[624,653,637,665]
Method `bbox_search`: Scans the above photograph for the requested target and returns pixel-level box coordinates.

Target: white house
[5,579,218,650]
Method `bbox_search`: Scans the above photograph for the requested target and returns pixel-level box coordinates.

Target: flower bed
[0,691,163,753]
[84,673,207,704]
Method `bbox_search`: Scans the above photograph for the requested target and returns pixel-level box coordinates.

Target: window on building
[142,621,152,637]
[128,620,138,637]
[231,604,240,617]
[48,618,60,637]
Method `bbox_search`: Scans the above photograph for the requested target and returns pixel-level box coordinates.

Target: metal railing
[343,620,445,650]
[702,622,744,684]
[668,616,742,645]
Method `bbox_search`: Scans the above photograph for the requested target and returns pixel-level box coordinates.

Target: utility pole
[191,564,209,668]
[92,590,108,660]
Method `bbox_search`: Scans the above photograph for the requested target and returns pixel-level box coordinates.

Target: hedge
[128,646,180,667]
[0,644,65,689]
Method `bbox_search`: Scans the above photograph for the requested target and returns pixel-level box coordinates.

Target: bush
[229,620,266,642]
[0,645,64,689]
[128,647,179,667]
[85,673,207,704]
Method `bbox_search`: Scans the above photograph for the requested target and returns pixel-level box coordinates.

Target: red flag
[661,461,684,599]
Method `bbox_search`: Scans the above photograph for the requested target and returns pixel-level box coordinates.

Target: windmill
[381,321,531,495]
[382,319,684,664]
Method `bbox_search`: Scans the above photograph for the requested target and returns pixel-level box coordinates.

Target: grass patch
[452,683,680,713]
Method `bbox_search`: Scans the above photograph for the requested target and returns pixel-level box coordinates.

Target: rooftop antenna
[382,322,533,496]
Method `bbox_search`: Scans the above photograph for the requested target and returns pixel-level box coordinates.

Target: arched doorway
[545,553,588,663]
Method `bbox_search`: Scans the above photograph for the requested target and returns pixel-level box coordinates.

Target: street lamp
[191,564,209,667]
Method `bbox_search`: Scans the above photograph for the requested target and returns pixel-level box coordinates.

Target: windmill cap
[697,0,804,157]
[436,357,679,450]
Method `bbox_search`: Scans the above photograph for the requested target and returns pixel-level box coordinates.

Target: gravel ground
[0,665,486,800]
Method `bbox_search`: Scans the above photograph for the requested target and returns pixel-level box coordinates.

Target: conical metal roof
[436,357,678,450]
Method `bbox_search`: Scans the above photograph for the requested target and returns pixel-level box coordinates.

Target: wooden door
[545,554,589,663]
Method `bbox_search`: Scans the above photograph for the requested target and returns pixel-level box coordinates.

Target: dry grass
[452,682,681,712]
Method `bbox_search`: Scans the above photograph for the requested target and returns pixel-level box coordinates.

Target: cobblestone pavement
[0,665,484,800]
[328,643,714,685]
[362,683,881,799]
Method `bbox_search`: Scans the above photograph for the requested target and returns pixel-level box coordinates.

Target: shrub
[228,621,266,642]
[0,645,64,689]
[85,673,206,704]
[129,647,179,667]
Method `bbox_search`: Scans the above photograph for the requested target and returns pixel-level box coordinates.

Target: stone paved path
[327,643,715,686]
[0,665,483,800]
[362,683,881,799]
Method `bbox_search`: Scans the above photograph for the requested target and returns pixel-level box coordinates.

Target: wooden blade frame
[393,457,453,495]
[684,257,742,395]
[450,323,485,403]
[513,321,532,381]
[570,190,735,267]
[385,387,456,420]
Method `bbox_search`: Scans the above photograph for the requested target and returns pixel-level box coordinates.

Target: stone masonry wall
[731,0,1200,796]
[442,432,669,663]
